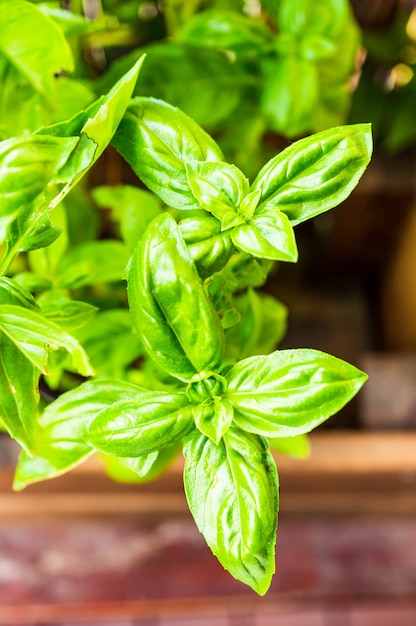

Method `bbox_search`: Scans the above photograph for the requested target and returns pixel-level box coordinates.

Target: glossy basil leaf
[111,97,224,211]
[179,9,272,53]
[0,135,78,239]
[215,252,273,292]
[36,56,145,205]
[74,309,143,378]
[225,290,288,360]
[185,160,249,222]
[227,349,367,437]
[38,291,97,332]
[251,124,372,226]
[127,213,225,381]
[277,0,350,38]
[3,59,143,264]
[56,240,130,289]
[92,185,162,250]
[64,186,100,246]
[270,434,310,460]
[0,305,93,376]
[179,215,233,278]
[0,333,41,455]
[27,202,68,277]
[0,277,38,310]
[231,209,298,262]
[261,56,319,138]
[101,444,180,483]
[183,427,278,595]
[192,398,234,444]
[13,378,141,490]
[86,391,195,457]
[100,43,244,128]
[0,0,73,100]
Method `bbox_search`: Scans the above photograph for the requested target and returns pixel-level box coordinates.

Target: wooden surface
[0,431,415,520]
[0,432,415,623]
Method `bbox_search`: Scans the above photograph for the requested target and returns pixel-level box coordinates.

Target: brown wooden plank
[0,433,415,519]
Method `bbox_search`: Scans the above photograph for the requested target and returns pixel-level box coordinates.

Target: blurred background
[1,0,416,623]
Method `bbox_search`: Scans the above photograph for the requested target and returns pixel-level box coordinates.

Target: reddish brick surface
[0,516,415,623]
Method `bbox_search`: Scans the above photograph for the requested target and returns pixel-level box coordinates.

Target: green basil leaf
[27,202,68,277]
[251,124,372,226]
[0,0,73,100]
[0,135,78,239]
[227,349,367,437]
[192,398,234,444]
[225,289,288,360]
[179,9,272,53]
[277,0,350,38]
[0,305,93,376]
[183,427,278,595]
[0,277,38,310]
[111,97,223,211]
[86,391,195,457]
[127,213,224,381]
[261,56,319,138]
[38,291,97,332]
[270,434,310,459]
[92,184,162,250]
[231,209,298,262]
[56,240,130,289]
[0,333,41,455]
[100,43,244,128]
[101,444,180,484]
[36,56,145,205]
[74,309,143,378]
[185,161,249,221]
[13,378,140,490]
[179,215,233,279]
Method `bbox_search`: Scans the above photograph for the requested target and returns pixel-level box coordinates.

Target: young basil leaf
[92,185,162,250]
[227,348,368,437]
[0,333,41,455]
[0,277,38,310]
[231,209,298,262]
[13,378,141,490]
[56,240,131,289]
[277,0,349,39]
[0,135,78,239]
[179,215,233,279]
[27,202,68,277]
[225,289,288,360]
[100,43,244,128]
[86,391,195,457]
[183,427,278,595]
[74,309,143,379]
[178,9,272,53]
[185,161,249,222]
[192,398,234,444]
[127,213,225,381]
[0,0,73,101]
[36,56,145,205]
[261,56,319,138]
[101,444,181,484]
[0,305,94,376]
[38,291,97,332]
[251,124,372,226]
[111,97,224,211]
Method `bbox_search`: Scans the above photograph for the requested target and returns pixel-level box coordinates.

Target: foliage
[0,0,373,595]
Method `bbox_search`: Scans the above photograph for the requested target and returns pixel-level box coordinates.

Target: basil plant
[0,3,372,595]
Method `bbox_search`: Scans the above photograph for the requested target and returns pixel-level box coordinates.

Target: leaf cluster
[0,0,373,595]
